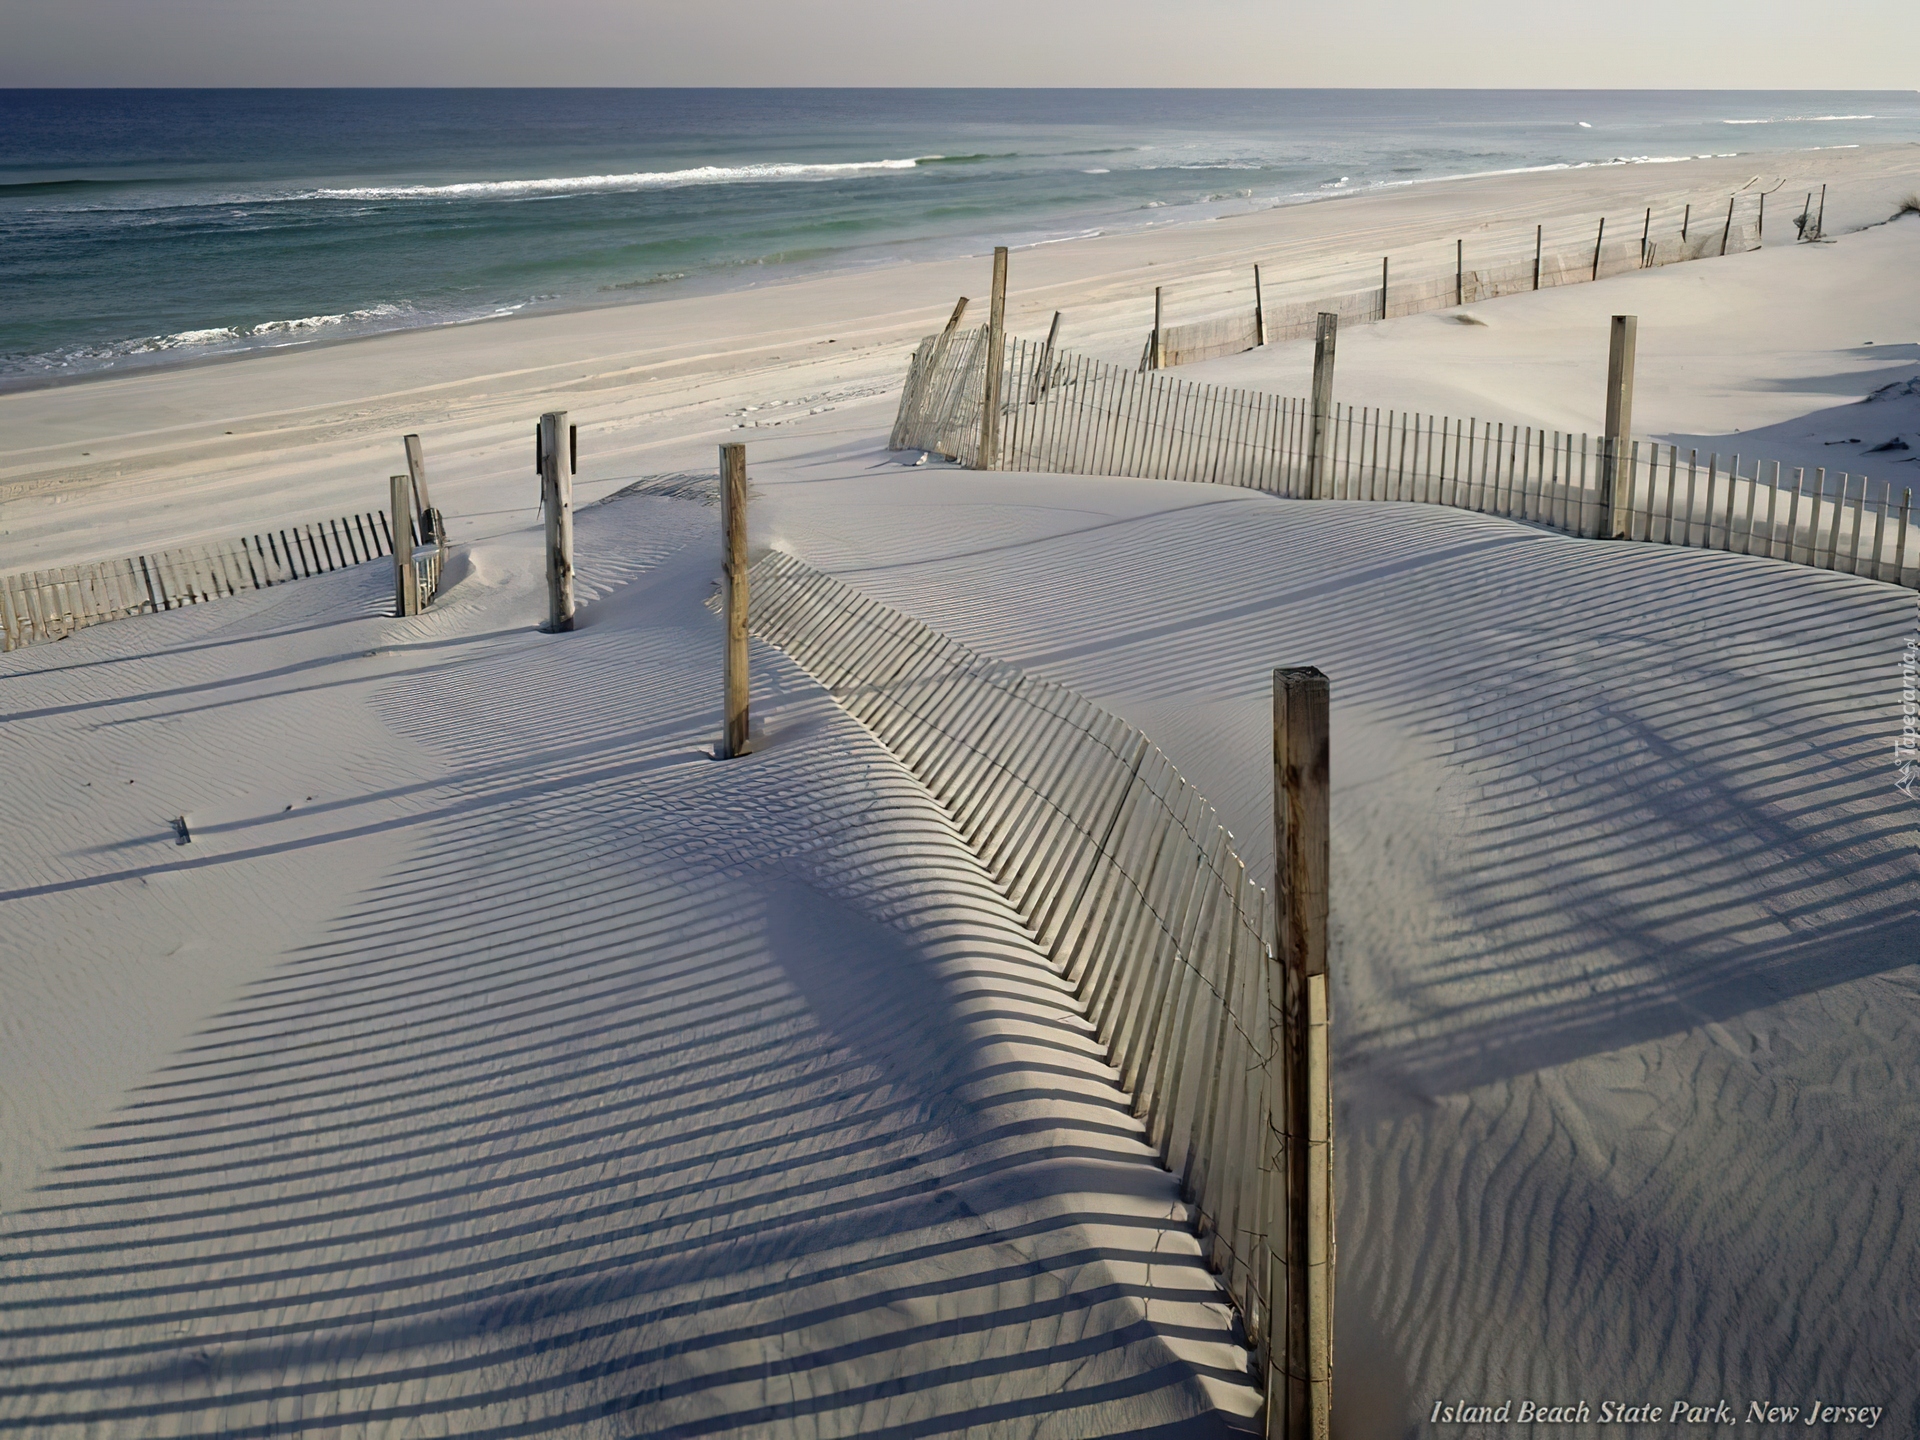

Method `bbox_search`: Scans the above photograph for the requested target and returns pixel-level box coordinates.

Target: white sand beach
[3,140,1918,1436]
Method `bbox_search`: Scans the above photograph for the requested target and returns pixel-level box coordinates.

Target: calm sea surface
[2,88,1915,384]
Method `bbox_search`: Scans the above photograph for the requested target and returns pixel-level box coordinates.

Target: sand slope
[0,495,1259,1437]
[756,448,1919,1433]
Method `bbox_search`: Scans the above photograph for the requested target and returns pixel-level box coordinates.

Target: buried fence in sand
[726,543,1334,1434]
[892,314,1919,592]
[1,436,453,653]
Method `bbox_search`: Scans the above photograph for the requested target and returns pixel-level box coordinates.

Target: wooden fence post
[539,409,575,632]
[1814,184,1826,239]
[1255,265,1267,346]
[1379,256,1389,320]
[720,442,751,759]
[1758,190,1765,240]
[1533,225,1542,290]
[1682,203,1691,242]
[1307,315,1338,500]
[390,473,416,616]
[1455,239,1463,307]
[1591,216,1605,281]
[977,246,1009,470]
[1152,285,1164,371]
[1034,310,1063,401]
[403,434,432,539]
[1602,315,1638,538]
[1272,665,1332,1440]
[1720,195,1736,256]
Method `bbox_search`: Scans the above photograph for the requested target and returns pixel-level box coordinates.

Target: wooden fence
[739,548,1288,1380]
[1150,195,1760,369]
[891,331,1918,589]
[2,509,407,653]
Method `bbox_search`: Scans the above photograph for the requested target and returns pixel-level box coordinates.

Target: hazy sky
[3,0,1916,89]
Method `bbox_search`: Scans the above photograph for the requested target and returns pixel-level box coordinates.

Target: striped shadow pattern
[1,511,402,653]
[740,548,1287,1377]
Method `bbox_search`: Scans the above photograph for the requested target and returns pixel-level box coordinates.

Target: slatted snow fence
[741,548,1286,1374]
[1,509,405,653]
[891,332,1918,590]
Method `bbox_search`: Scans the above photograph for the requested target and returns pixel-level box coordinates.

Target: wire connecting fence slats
[890,331,1917,590]
[0,509,400,653]
[742,549,1284,1373]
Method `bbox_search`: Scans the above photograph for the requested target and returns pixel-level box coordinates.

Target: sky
[3,0,1918,89]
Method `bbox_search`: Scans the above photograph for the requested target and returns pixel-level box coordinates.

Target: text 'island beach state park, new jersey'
[1,71,1918,1440]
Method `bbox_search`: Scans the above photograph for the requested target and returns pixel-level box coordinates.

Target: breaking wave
[307,158,935,201]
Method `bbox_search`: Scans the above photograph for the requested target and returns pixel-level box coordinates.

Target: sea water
[3,88,1915,385]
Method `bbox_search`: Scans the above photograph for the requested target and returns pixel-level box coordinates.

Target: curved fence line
[741,548,1288,1374]
[892,329,1917,590]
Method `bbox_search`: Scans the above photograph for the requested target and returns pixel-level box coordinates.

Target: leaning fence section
[891,331,1918,589]
[742,547,1283,1373]
[1,509,401,653]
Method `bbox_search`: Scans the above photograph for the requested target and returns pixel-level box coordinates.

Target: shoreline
[6,138,1913,399]
[3,141,1918,573]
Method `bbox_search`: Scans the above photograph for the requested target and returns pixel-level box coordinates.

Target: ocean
[2,88,1915,385]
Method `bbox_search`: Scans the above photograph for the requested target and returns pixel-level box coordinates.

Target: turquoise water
[2,88,1915,385]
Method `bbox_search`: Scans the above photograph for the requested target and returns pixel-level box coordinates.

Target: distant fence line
[891,327,1917,590]
[1149,189,1768,369]
[739,548,1289,1380]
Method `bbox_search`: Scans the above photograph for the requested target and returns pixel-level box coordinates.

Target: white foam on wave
[308,158,933,201]
[1724,114,1877,124]
[44,304,411,368]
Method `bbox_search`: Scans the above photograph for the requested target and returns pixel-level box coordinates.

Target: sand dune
[4,136,1918,1437]
[0,496,1259,1436]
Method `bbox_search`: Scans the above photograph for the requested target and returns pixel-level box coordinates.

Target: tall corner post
[539,410,575,632]
[1306,314,1338,500]
[1152,284,1165,370]
[389,472,416,617]
[720,442,750,760]
[976,247,1009,470]
[1254,264,1267,346]
[1270,666,1332,1440]
[403,433,432,539]
[1602,315,1638,539]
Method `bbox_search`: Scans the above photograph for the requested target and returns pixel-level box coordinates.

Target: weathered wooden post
[389,472,417,617]
[1640,207,1652,266]
[1814,184,1826,240]
[1682,202,1691,242]
[1271,665,1333,1440]
[719,442,750,759]
[1152,285,1164,370]
[538,409,575,632]
[1254,264,1267,346]
[1379,256,1388,319]
[1601,315,1638,538]
[403,434,432,540]
[1591,216,1606,281]
[1306,314,1338,500]
[1031,310,1064,404]
[1455,239,1463,307]
[976,247,1009,470]
[1533,225,1542,290]
[1720,194,1736,256]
